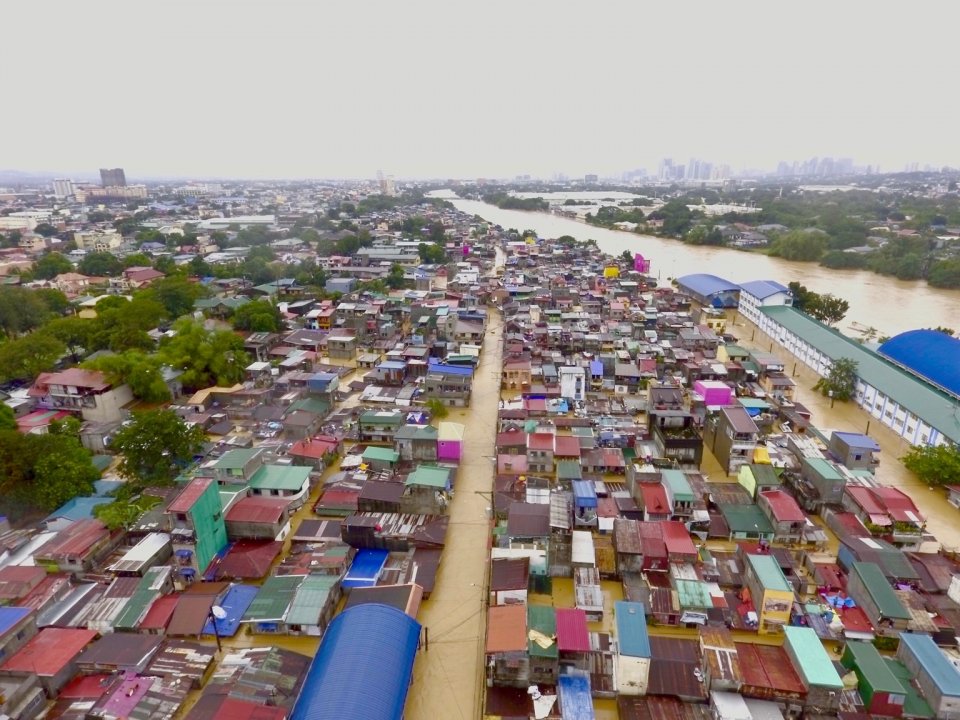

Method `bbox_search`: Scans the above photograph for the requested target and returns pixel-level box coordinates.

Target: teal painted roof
[784,626,843,688]
[213,448,261,470]
[405,465,451,488]
[746,553,792,592]
[249,465,311,491]
[803,457,844,481]
[852,562,911,620]
[899,633,960,697]
[843,641,904,693]
[674,578,713,608]
[527,604,558,659]
[719,504,774,535]
[762,305,960,443]
[614,601,650,658]
[556,459,583,480]
[661,469,693,499]
[243,575,303,622]
[285,575,338,626]
[362,446,400,463]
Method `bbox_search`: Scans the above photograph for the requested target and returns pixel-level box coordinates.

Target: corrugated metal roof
[285,575,338,627]
[167,477,215,514]
[763,305,960,444]
[852,562,910,620]
[614,601,650,658]
[783,626,843,688]
[1,627,96,675]
[486,604,527,654]
[290,604,420,720]
[746,553,792,592]
[842,640,904,693]
[556,608,590,652]
[243,575,303,623]
[527,604,557,659]
[898,632,960,696]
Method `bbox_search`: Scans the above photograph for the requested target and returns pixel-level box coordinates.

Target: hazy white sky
[4,1,958,179]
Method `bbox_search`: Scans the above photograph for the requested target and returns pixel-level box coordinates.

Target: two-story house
[705,406,759,476]
[31,369,133,424]
[757,490,807,543]
[423,361,473,407]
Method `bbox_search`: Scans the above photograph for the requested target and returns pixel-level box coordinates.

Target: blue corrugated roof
[832,431,880,451]
[0,607,30,635]
[879,329,960,399]
[291,604,421,720]
[675,273,740,297]
[899,633,960,697]
[572,480,598,508]
[46,495,114,522]
[427,360,473,377]
[201,583,258,637]
[739,279,790,300]
[342,549,389,589]
[558,670,595,720]
[614,601,650,658]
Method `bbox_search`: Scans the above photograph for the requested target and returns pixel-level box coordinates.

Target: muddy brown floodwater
[404,308,504,720]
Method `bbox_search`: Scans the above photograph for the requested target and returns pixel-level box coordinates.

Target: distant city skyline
[3,1,959,180]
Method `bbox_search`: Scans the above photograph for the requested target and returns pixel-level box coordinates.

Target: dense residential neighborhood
[3,174,960,720]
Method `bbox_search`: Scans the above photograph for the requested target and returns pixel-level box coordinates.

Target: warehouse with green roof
[755,305,960,446]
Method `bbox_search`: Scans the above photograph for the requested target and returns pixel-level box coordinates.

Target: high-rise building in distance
[52,178,75,200]
[99,168,126,187]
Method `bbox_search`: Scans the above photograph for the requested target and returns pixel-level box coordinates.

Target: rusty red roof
[760,490,806,522]
[288,436,339,460]
[556,608,590,652]
[167,477,215,514]
[226,497,291,524]
[639,483,670,514]
[661,521,697,557]
[553,436,581,457]
[139,594,179,631]
[527,432,555,451]
[735,643,806,696]
[35,519,109,560]
[1,627,97,675]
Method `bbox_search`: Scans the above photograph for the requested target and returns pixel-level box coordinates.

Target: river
[442,195,960,338]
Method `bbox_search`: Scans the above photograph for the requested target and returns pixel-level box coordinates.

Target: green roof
[527,604,558,659]
[405,465,451,488]
[852,562,911,620]
[746,553,792,592]
[243,575,303,622]
[359,410,404,426]
[661,469,693,500]
[394,424,438,441]
[749,464,782,486]
[213,448,262,470]
[284,574,338,626]
[718,504,774,535]
[783,626,843,688]
[674,578,712,609]
[762,305,960,444]
[803,457,844,481]
[556,459,583,480]
[737,397,772,410]
[885,658,935,718]
[723,344,751,359]
[287,397,331,416]
[112,567,168,630]
[249,465,311,492]
[362,446,400,463]
[842,641,905,694]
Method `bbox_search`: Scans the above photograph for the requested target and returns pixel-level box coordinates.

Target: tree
[813,357,858,401]
[110,409,205,485]
[0,332,65,382]
[122,252,153,268]
[0,404,15,431]
[94,494,161,531]
[425,397,449,419]
[418,242,447,264]
[231,299,281,332]
[158,317,249,390]
[83,351,171,403]
[806,294,850,326]
[770,229,828,261]
[903,444,960,487]
[33,222,59,238]
[0,286,50,337]
[931,326,956,336]
[138,277,206,318]
[34,288,70,316]
[44,317,95,362]
[619,250,634,264]
[78,251,123,277]
[90,297,167,353]
[385,263,406,289]
[0,430,99,515]
[33,252,73,280]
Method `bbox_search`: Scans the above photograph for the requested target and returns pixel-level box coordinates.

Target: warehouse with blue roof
[674,274,741,308]
[896,633,960,718]
[753,305,960,446]
[290,603,421,720]
[879,329,960,399]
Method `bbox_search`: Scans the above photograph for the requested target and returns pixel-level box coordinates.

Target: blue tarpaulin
[558,670,595,720]
[572,480,598,509]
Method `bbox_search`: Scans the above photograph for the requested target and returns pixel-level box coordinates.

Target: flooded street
[404,308,504,720]
[734,317,960,550]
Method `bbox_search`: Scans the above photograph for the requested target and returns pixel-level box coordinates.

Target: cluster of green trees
[585,205,647,229]
[788,282,850,325]
[482,192,549,211]
[903,444,960,487]
[0,419,101,519]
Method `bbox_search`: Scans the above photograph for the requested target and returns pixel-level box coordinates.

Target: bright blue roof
[427,360,474,377]
[614,601,650,658]
[557,671,594,720]
[201,583,258,637]
[46,495,114,522]
[739,279,790,300]
[832,431,880,451]
[675,273,740,297]
[0,607,30,635]
[342,548,389,589]
[572,480,598,508]
[291,604,421,720]
[879,329,960,399]
[899,633,960,697]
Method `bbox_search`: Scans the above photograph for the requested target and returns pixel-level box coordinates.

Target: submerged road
[405,307,503,720]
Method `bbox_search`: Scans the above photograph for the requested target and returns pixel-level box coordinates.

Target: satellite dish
[211,605,227,620]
